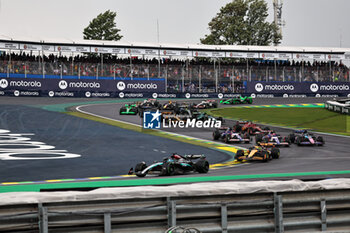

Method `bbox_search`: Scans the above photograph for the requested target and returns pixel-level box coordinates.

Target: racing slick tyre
[289,134,295,143]
[212,130,221,140]
[212,102,218,108]
[224,135,230,144]
[263,127,270,131]
[255,134,263,144]
[296,136,302,146]
[262,151,269,162]
[247,98,253,104]
[135,162,147,177]
[195,159,209,173]
[119,109,123,115]
[166,163,176,176]
[317,136,325,146]
[271,148,280,159]
[235,150,245,162]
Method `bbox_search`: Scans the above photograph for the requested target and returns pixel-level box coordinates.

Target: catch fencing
[1,188,350,232]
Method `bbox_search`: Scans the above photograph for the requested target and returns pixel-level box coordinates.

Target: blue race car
[213,127,251,144]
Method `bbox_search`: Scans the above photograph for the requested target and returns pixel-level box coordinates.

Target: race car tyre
[263,127,270,131]
[247,99,253,104]
[218,117,223,122]
[255,134,263,144]
[212,130,221,140]
[166,163,176,176]
[296,136,302,146]
[195,159,209,173]
[213,103,218,108]
[119,109,123,115]
[224,135,230,144]
[317,136,325,146]
[289,134,295,143]
[262,151,269,162]
[271,148,280,159]
[135,162,147,177]
[235,150,245,162]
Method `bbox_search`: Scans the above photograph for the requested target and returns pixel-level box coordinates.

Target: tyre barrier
[324,99,350,115]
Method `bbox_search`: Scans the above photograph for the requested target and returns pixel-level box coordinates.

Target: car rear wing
[185,154,206,159]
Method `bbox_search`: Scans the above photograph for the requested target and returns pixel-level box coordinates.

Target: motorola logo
[59,80,68,90]
[117,81,126,91]
[255,83,264,92]
[0,79,8,89]
[310,83,319,92]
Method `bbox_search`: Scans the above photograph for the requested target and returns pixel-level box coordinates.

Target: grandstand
[0,37,349,94]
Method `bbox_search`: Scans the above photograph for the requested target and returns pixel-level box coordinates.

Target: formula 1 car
[161,101,179,111]
[255,132,291,147]
[238,121,271,135]
[235,146,280,162]
[119,103,138,115]
[289,130,325,146]
[138,99,161,117]
[220,96,253,105]
[131,154,209,177]
[191,100,218,109]
[191,111,223,124]
[213,127,251,144]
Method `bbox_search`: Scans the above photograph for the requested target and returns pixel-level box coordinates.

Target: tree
[83,10,123,41]
[201,0,281,46]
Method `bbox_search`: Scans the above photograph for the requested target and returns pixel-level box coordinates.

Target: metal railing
[1,189,350,232]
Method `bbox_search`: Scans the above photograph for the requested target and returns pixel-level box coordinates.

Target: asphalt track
[78,97,350,179]
[0,97,349,184]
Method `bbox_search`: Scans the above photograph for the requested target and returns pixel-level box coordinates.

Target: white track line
[76,104,246,150]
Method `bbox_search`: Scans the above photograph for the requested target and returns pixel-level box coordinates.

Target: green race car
[220,96,253,105]
[119,104,138,115]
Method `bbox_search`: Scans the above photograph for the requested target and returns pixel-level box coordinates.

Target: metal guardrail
[1,189,350,232]
[325,101,350,115]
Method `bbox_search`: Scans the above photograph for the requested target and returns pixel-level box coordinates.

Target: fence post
[104,212,111,233]
[321,199,327,231]
[274,193,284,233]
[221,203,228,233]
[167,197,176,228]
[38,203,48,233]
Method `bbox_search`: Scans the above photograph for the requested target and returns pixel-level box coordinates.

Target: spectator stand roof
[0,35,349,61]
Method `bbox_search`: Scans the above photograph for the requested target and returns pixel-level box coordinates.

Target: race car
[161,101,178,111]
[220,96,253,105]
[255,132,291,147]
[130,154,209,177]
[191,111,223,124]
[138,99,161,117]
[119,103,138,115]
[235,146,280,162]
[289,130,325,146]
[238,121,272,135]
[191,100,218,109]
[212,127,251,144]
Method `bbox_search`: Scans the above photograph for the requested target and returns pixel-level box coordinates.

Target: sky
[0,0,349,48]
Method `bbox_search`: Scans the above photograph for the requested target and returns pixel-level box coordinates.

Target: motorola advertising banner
[0,78,165,97]
[247,82,350,95]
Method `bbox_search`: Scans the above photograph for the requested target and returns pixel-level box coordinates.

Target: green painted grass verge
[2,170,350,193]
[205,107,350,136]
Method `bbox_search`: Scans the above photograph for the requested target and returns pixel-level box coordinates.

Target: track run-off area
[0,97,350,192]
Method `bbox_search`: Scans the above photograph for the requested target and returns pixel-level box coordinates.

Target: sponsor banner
[294,53,313,60]
[327,54,345,61]
[111,48,125,54]
[92,47,114,53]
[0,78,165,93]
[56,46,76,52]
[211,51,225,57]
[42,45,55,52]
[144,49,159,56]
[162,50,191,56]
[0,42,19,50]
[226,52,246,58]
[247,81,350,94]
[260,53,278,59]
[20,44,42,51]
[278,53,292,60]
[345,53,350,60]
[75,46,91,53]
[127,48,146,55]
[193,51,212,57]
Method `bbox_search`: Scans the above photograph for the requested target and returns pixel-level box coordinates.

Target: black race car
[191,100,218,109]
[138,99,161,117]
[130,154,209,177]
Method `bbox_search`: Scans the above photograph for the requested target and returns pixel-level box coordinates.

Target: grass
[205,108,350,136]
